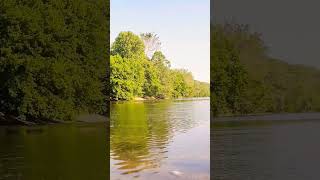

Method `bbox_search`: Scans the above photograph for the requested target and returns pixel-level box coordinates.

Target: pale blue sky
[111,0,210,82]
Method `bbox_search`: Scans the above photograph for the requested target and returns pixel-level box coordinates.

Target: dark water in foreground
[0,123,108,180]
[110,98,210,180]
[213,117,320,180]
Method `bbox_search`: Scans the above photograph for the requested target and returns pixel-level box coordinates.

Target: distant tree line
[212,23,320,116]
[110,31,210,100]
[0,0,108,121]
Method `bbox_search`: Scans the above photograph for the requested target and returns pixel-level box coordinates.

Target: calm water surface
[110,98,210,180]
[0,123,108,180]
[213,116,320,180]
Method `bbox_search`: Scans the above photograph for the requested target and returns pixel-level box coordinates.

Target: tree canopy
[110,31,209,100]
[211,23,320,116]
[0,0,109,121]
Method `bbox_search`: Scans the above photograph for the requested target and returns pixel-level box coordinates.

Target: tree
[171,69,195,98]
[142,60,162,97]
[0,0,108,121]
[194,81,210,97]
[110,31,209,101]
[110,32,146,100]
[211,25,248,116]
[140,33,161,59]
[211,23,320,116]
[111,31,145,59]
[110,55,144,100]
[150,51,173,98]
[151,51,171,68]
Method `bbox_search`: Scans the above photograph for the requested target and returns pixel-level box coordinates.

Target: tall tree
[211,25,248,116]
[110,32,145,100]
[111,31,145,59]
[140,33,161,59]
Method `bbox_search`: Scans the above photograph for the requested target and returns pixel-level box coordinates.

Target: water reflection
[110,102,172,175]
[0,123,108,180]
[110,99,209,179]
[213,118,320,180]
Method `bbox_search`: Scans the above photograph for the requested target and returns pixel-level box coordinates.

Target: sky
[111,0,210,82]
[212,0,320,68]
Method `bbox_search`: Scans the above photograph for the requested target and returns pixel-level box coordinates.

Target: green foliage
[194,81,210,97]
[111,31,145,59]
[211,25,248,116]
[211,23,320,116]
[0,0,109,121]
[111,31,209,100]
[151,51,171,68]
[142,59,162,97]
[110,55,144,100]
[171,69,195,98]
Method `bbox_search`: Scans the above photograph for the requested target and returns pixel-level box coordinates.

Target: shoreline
[0,113,108,126]
[110,96,163,102]
[110,96,210,102]
[213,112,320,122]
[1,97,209,126]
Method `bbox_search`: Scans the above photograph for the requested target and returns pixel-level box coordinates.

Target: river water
[110,98,210,180]
[0,98,210,180]
[0,123,108,180]
[213,115,320,180]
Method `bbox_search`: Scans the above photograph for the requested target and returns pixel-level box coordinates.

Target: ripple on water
[110,98,210,179]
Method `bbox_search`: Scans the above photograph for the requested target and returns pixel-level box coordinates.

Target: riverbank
[0,113,36,126]
[0,113,108,126]
[214,112,320,122]
[111,96,209,102]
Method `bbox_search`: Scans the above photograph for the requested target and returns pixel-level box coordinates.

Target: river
[0,123,108,180]
[213,114,320,180]
[0,98,210,180]
[110,98,210,180]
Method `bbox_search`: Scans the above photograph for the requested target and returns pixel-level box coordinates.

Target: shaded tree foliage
[211,23,320,116]
[0,0,109,121]
[211,24,248,116]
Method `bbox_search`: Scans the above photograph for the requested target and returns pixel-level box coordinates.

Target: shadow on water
[212,113,320,180]
[0,122,108,180]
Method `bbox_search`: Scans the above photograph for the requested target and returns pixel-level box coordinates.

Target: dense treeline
[110,32,209,100]
[0,0,109,121]
[212,23,320,116]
